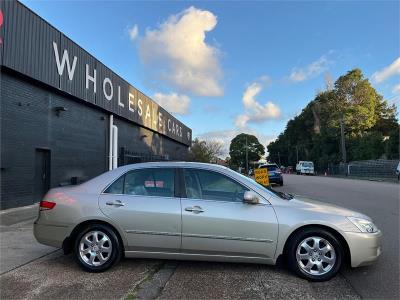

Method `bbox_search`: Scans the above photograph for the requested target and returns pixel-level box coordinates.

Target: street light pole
[340,116,347,163]
[278,151,281,166]
[245,135,249,174]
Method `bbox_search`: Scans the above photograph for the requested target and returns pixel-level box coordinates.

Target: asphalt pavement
[275,174,399,300]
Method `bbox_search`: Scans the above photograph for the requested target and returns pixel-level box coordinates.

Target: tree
[385,126,400,159]
[188,138,223,163]
[229,133,265,171]
[267,68,398,171]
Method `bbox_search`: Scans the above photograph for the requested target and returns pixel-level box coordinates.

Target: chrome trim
[125,230,181,237]
[101,193,179,200]
[182,197,269,206]
[125,229,274,243]
[102,165,271,205]
[183,233,274,243]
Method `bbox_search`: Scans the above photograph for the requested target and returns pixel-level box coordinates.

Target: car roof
[115,161,230,171]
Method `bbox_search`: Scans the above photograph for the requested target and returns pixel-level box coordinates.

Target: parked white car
[296,161,315,175]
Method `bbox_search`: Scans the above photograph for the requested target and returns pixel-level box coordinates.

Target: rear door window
[124,168,175,197]
[104,168,175,197]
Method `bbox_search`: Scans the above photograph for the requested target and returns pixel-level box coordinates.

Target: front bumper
[345,230,382,267]
[300,170,314,174]
[269,176,283,184]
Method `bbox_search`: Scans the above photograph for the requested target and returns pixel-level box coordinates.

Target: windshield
[303,162,313,168]
[260,165,278,171]
[235,172,293,200]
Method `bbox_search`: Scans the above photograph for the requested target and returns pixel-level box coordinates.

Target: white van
[296,161,315,175]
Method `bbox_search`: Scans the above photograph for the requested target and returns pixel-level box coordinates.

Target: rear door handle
[185,206,204,214]
[106,200,125,207]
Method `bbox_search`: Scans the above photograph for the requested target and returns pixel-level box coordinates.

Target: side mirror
[243,191,260,204]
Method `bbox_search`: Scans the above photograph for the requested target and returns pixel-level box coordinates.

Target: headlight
[347,216,378,233]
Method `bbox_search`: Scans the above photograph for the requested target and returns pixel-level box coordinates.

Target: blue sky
[22,0,399,156]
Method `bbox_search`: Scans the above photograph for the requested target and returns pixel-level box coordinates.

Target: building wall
[0,0,192,146]
[0,71,188,209]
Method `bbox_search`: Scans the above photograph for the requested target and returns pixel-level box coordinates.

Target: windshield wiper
[266,187,294,200]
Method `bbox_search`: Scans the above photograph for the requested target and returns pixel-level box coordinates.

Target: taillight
[39,200,56,210]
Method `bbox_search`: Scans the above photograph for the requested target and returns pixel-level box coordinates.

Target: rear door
[99,168,181,253]
[180,168,278,259]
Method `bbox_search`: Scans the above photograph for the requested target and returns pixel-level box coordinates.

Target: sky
[21,0,400,157]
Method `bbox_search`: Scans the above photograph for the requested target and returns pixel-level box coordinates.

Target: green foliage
[229,133,265,170]
[188,138,223,163]
[385,126,400,159]
[267,69,399,171]
[348,132,385,161]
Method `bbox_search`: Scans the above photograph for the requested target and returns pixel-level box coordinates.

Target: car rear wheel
[74,223,122,272]
[287,228,343,281]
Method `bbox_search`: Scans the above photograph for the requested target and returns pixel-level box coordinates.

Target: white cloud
[128,24,139,41]
[153,92,190,115]
[196,129,276,158]
[289,54,332,82]
[372,57,400,84]
[392,84,400,94]
[235,78,281,128]
[139,6,223,97]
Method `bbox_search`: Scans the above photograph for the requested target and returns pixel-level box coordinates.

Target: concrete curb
[0,203,39,226]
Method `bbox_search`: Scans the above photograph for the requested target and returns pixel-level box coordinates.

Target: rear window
[104,168,175,197]
[260,165,278,171]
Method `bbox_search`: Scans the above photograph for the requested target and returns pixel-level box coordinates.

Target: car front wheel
[287,228,343,281]
[74,223,122,272]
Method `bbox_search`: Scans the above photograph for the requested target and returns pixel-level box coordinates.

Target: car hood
[289,195,370,220]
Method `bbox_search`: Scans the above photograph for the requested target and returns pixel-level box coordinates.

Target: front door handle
[185,206,204,214]
[106,200,125,207]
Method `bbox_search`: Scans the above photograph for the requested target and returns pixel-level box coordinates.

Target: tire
[279,181,283,186]
[286,227,343,281]
[74,223,122,272]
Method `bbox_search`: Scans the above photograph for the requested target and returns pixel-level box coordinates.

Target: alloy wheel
[79,230,112,267]
[296,236,336,276]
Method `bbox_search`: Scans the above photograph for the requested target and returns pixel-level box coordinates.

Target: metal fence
[119,147,170,166]
[328,159,399,179]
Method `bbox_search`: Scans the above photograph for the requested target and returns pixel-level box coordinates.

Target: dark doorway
[35,149,51,202]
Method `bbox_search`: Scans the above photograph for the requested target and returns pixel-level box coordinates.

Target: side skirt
[124,250,275,265]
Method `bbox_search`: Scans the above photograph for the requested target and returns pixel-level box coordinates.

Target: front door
[181,168,278,259]
[99,167,181,252]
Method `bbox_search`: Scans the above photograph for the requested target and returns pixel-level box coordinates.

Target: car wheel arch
[280,224,351,266]
[63,219,126,255]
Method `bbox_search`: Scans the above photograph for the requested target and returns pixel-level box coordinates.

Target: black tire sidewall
[287,228,343,282]
[74,224,121,272]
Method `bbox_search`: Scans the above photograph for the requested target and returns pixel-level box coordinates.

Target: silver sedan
[34,162,381,281]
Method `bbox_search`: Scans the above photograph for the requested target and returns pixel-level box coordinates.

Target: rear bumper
[345,230,382,267]
[300,170,314,174]
[33,222,70,248]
